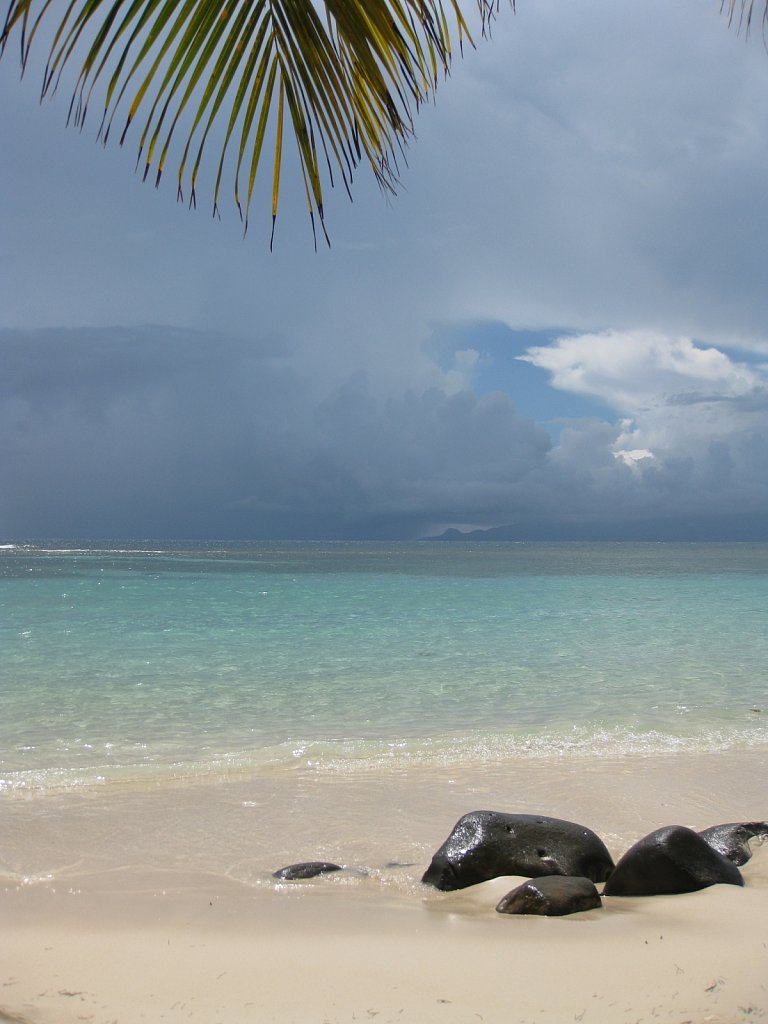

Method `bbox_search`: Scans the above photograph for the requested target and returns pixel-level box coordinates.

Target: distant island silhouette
[426,514,768,543]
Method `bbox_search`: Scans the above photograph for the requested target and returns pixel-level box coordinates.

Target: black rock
[698,821,768,866]
[496,875,602,916]
[603,825,744,897]
[421,811,615,891]
[272,861,343,880]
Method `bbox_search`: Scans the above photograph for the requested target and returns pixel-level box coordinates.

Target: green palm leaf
[2,2,760,244]
[0,0,499,244]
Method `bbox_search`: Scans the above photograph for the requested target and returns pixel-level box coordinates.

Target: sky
[2,0,768,540]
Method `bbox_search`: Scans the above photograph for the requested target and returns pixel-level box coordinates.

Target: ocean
[3,540,767,795]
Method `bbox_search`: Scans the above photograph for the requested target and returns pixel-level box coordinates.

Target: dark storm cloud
[1,327,305,537]
[3,326,767,540]
[0,327,553,538]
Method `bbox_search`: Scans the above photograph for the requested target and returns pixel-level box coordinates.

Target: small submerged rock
[496,875,602,917]
[272,861,343,881]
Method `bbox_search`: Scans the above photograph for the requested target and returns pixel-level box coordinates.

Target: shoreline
[5,715,768,797]
[2,747,768,1023]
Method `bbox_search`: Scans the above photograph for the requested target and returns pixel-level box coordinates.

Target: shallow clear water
[2,541,767,793]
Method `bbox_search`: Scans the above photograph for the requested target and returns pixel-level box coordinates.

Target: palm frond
[0,0,501,245]
[723,0,768,34]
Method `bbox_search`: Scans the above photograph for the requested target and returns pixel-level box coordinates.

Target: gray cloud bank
[2,326,766,540]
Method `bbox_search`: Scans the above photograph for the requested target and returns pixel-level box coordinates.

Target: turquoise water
[2,542,767,793]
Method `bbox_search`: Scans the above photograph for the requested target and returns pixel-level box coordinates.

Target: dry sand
[2,748,767,1023]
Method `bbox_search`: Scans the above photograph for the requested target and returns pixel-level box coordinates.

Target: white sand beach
[2,748,767,1023]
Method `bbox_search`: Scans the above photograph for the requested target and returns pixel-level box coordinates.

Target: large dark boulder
[698,821,768,866]
[421,811,615,891]
[496,875,602,917]
[603,825,744,897]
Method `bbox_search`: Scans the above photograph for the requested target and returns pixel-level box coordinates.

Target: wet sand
[2,748,767,1023]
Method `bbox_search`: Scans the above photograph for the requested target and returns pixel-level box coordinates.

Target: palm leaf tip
[723,0,768,31]
[1,0,500,244]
